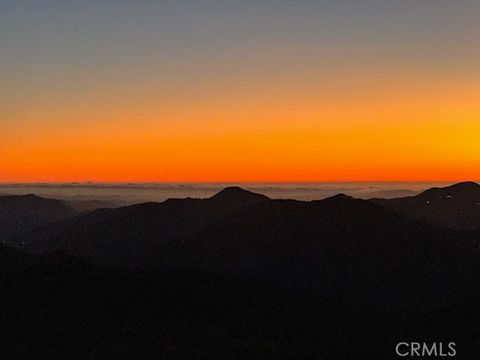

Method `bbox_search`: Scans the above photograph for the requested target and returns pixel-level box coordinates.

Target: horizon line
[0,180,477,186]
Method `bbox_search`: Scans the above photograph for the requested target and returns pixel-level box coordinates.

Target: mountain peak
[317,193,355,204]
[447,181,480,191]
[214,186,248,195]
[326,193,353,201]
[210,187,269,203]
[21,194,43,200]
[420,181,480,199]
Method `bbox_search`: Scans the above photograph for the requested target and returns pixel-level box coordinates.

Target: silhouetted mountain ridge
[8,186,479,309]
[210,186,269,202]
[373,181,480,231]
[8,187,269,260]
[2,184,480,358]
[0,194,78,238]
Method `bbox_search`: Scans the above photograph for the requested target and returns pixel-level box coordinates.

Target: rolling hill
[0,194,78,239]
[372,181,480,231]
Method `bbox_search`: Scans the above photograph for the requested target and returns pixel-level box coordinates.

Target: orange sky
[2,1,480,182]
[2,69,480,182]
[3,85,480,182]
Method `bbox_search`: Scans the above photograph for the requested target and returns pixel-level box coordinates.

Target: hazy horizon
[0,181,463,205]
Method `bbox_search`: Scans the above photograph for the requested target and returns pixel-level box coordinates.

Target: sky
[1,0,479,182]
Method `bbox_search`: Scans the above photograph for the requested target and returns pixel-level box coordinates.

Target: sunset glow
[2,1,479,182]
